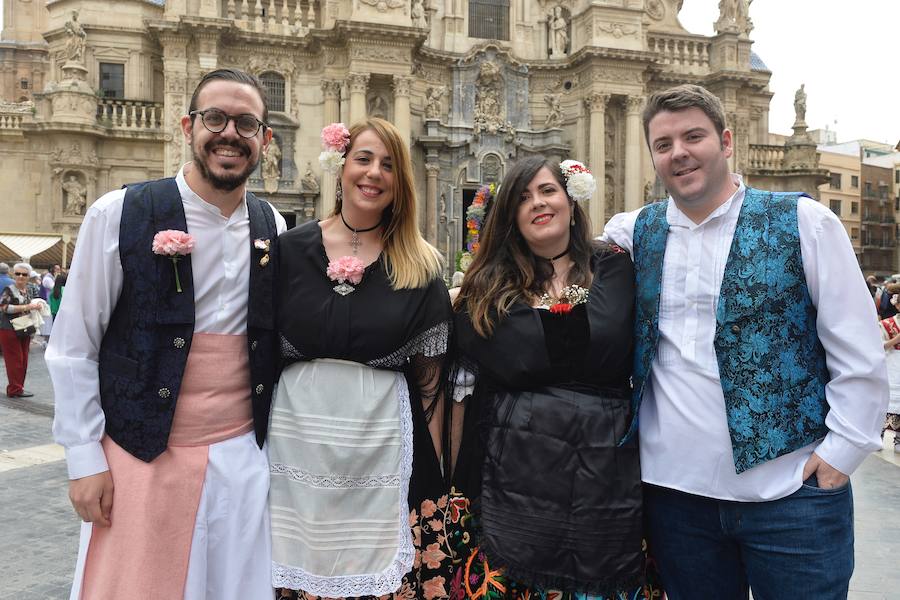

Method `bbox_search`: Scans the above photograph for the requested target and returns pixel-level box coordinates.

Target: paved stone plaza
[1,346,899,599]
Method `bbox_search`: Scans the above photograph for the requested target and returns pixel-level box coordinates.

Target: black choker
[340,212,380,255]
[544,248,570,262]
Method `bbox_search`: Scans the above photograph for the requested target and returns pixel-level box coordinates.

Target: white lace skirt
[269,359,414,597]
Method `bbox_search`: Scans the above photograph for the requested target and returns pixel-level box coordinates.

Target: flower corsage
[559,160,596,202]
[327,255,365,296]
[319,122,351,174]
[539,284,590,315]
[152,229,195,293]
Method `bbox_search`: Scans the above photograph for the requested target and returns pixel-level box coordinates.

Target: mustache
[205,139,250,156]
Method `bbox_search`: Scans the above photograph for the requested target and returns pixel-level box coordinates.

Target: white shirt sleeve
[48,189,126,480]
[269,202,288,234]
[598,208,642,255]
[797,197,889,475]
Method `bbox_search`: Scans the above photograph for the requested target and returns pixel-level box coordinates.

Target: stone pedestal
[47,62,96,126]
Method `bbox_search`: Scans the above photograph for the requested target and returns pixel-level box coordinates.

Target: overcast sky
[678,0,900,145]
[2,1,897,144]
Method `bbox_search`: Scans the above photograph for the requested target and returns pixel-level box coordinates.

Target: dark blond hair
[332,117,441,289]
[642,84,728,143]
[454,156,594,338]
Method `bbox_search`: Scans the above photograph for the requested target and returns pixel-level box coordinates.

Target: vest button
[251,340,258,351]
[173,337,186,349]
[731,325,741,334]
[255,384,264,395]
[158,387,171,399]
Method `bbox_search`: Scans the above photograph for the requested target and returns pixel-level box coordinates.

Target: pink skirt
[79,333,254,600]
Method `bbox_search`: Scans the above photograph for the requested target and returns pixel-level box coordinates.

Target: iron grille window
[469,0,510,40]
[100,63,125,99]
[260,72,285,113]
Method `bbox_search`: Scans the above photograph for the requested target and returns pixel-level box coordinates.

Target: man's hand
[69,471,114,527]
[802,452,849,489]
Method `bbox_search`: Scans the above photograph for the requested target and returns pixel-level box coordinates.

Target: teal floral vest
[628,188,830,473]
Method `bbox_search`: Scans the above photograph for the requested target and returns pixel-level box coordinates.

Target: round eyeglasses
[190,109,267,138]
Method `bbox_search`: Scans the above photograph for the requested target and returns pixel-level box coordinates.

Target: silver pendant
[333,282,356,296]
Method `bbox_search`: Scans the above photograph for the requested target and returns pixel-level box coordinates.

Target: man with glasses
[48,68,287,600]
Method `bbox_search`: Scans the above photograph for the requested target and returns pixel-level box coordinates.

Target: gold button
[173,337,186,349]
[158,387,171,399]
[255,384,264,395]
[259,254,270,267]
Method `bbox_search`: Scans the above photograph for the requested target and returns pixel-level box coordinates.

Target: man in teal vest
[603,84,887,599]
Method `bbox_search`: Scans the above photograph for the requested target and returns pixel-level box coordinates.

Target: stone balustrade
[97,99,164,130]
[223,0,319,35]
[748,144,785,171]
[0,101,34,131]
[648,34,711,74]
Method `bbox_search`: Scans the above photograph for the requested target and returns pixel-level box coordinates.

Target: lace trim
[366,320,450,369]
[280,334,306,360]
[269,463,401,488]
[272,372,415,596]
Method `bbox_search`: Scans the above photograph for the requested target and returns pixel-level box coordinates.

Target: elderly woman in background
[271,118,452,600]
[0,262,41,397]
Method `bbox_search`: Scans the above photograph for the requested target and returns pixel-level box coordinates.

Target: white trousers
[70,431,273,600]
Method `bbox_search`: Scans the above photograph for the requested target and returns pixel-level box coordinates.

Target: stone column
[624,95,644,212]
[585,93,610,233]
[347,72,369,124]
[160,34,190,175]
[320,79,342,216]
[392,75,413,146]
[425,163,440,244]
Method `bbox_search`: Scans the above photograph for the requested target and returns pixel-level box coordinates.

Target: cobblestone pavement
[1,345,899,599]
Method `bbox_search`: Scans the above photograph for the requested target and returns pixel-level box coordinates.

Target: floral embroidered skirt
[444,491,663,600]
[276,494,456,600]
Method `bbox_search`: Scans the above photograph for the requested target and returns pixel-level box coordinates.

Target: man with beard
[47,68,287,600]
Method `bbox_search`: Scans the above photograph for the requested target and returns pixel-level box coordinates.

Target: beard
[191,138,260,192]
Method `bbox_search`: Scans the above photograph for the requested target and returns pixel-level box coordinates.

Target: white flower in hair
[559,160,596,202]
[318,122,351,174]
[319,150,345,173]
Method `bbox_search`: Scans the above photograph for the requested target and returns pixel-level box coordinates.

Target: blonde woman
[270,118,452,600]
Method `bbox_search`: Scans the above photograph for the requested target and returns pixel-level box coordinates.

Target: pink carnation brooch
[327,255,365,296]
[152,230,195,293]
[559,160,596,203]
[319,122,351,174]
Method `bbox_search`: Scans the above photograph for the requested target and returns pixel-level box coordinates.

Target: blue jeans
[644,476,854,600]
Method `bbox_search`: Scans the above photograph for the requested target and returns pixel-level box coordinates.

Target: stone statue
[425,86,445,119]
[544,93,563,128]
[474,62,505,134]
[367,95,389,120]
[411,0,428,28]
[715,0,739,33]
[794,84,807,124]
[301,162,320,193]
[735,0,753,34]
[64,11,87,64]
[548,6,569,58]
[62,175,86,216]
[263,137,281,181]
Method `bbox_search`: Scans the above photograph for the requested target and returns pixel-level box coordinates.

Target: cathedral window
[99,63,125,99]
[469,0,509,41]
[260,71,286,113]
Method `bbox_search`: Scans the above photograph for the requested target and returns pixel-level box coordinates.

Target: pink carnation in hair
[152,230,195,256]
[327,255,365,285]
[321,123,351,152]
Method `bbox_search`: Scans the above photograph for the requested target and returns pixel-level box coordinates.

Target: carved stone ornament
[62,173,87,217]
[473,62,508,135]
[367,94,389,119]
[63,11,87,65]
[301,162,320,193]
[548,6,569,58]
[424,86,446,119]
[646,0,665,21]
[597,22,638,39]
[544,93,564,128]
[248,54,296,75]
[359,0,405,13]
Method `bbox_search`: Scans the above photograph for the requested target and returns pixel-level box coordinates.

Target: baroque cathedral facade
[0,0,824,272]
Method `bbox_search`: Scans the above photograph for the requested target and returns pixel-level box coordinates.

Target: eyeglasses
[190,109,267,138]
[13,272,29,277]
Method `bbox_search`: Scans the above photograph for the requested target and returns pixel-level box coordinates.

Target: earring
[335,181,343,205]
[570,212,575,227]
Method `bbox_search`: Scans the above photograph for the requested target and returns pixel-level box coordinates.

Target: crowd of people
[37,69,892,600]
[0,261,65,397]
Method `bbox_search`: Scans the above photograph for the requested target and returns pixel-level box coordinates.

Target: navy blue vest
[98,178,279,462]
[630,188,830,473]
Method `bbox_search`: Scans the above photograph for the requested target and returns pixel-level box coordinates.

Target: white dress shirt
[602,176,888,501]
[48,167,287,480]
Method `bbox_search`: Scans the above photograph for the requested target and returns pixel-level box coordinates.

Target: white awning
[0,234,63,259]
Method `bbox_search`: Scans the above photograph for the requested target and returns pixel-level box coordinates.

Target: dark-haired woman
[448,156,657,600]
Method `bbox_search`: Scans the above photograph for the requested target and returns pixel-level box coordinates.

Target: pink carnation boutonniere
[152,229,195,293]
[327,255,365,296]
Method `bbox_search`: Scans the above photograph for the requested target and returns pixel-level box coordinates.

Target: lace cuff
[367,320,450,369]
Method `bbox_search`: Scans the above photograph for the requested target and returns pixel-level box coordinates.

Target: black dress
[448,246,659,600]
[271,220,454,600]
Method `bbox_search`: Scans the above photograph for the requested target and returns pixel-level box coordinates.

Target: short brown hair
[188,68,269,123]
[642,84,727,143]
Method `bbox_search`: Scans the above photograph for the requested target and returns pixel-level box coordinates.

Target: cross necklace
[340,212,380,255]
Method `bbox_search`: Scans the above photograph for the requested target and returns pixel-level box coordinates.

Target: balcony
[0,100,34,133]
[96,99,164,131]
[748,144,785,172]
[221,0,320,36]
